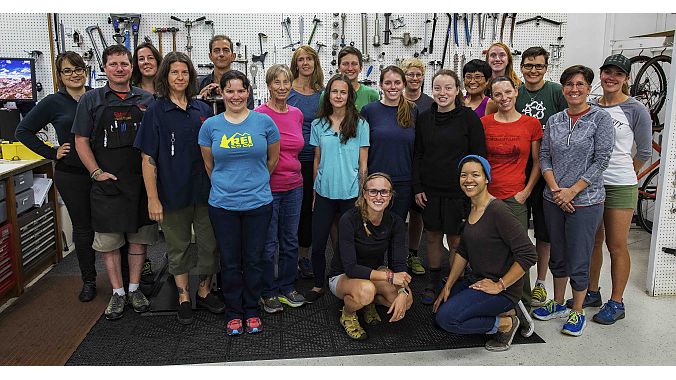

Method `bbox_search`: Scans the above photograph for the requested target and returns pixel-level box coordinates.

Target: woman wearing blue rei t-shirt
[305,74,370,303]
[198,70,280,336]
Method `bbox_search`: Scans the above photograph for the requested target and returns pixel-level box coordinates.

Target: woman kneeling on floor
[328,172,413,340]
[433,155,536,351]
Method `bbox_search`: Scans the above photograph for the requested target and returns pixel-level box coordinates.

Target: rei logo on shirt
[220,132,253,149]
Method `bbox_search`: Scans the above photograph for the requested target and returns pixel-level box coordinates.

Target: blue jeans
[209,203,272,320]
[544,200,604,291]
[262,186,303,297]
[311,194,355,288]
[435,278,515,335]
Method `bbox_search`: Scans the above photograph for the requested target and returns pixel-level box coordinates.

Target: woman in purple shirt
[463,59,497,117]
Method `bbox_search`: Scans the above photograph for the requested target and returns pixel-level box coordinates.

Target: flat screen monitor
[0,58,37,103]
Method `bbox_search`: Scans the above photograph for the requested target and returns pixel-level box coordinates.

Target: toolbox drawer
[0,201,5,225]
[13,170,34,194]
[15,189,35,215]
[0,180,6,201]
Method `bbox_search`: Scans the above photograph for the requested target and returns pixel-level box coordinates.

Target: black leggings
[311,194,355,288]
[297,160,314,248]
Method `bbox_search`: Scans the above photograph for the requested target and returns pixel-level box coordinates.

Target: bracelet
[397,287,410,296]
[386,271,394,284]
[498,278,506,291]
[90,168,103,179]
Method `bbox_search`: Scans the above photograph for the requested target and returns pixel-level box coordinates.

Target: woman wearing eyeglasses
[463,59,497,117]
[532,65,614,337]
[328,173,412,340]
[15,52,97,302]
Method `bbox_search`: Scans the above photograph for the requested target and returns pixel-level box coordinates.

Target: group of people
[15,35,652,351]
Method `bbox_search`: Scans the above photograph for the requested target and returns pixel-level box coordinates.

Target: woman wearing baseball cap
[586,54,653,325]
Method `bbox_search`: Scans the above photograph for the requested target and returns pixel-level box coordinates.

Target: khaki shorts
[93,224,159,252]
[604,184,638,209]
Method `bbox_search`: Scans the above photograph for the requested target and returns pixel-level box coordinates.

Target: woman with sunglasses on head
[532,65,614,337]
[586,54,652,325]
[463,59,497,117]
[288,45,325,280]
[15,51,97,302]
[306,74,370,303]
[412,69,486,305]
[329,173,413,340]
[433,155,536,352]
[131,42,162,94]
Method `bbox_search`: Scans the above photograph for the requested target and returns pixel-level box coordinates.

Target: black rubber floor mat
[67,276,544,365]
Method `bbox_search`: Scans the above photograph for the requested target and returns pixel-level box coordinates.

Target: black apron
[90,98,153,233]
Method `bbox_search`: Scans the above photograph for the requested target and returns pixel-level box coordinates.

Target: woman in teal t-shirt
[305,74,370,303]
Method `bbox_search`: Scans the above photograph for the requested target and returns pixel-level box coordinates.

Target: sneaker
[140,259,154,284]
[226,318,243,336]
[104,293,126,320]
[565,288,602,309]
[304,289,325,304]
[516,301,534,338]
[126,289,150,313]
[260,296,283,314]
[298,257,314,279]
[485,315,520,352]
[177,301,193,325]
[561,309,587,336]
[407,254,426,275]
[245,317,263,334]
[530,283,547,307]
[196,292,226,314]
[278,290,306,307]
[421,287,435,305]
[79,281,97,302]
[340,310,367,340]
[593,299,625,325]
[363,303,381,325]
[532,300,568,321]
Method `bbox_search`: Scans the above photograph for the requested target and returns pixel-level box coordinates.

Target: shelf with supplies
[0,159,62,303]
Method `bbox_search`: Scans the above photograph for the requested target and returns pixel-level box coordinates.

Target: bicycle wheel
[633,55,670,118]
[637,168,659,233]
[589,55,650,104]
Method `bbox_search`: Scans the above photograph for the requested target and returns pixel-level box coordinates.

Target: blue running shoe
[565,288,602,309]
[532,300,568,321]
[562,310,586,336]
[593,299,625,325]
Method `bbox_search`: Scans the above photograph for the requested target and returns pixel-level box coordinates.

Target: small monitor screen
[0,58,36,102]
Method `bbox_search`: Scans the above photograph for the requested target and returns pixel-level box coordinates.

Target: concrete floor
[225,227,676,366]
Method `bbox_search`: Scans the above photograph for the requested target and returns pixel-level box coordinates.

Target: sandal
[363,303,381,325]
[340,309,367,340]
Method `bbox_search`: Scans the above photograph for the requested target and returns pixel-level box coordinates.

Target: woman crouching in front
[328,173,413,340]
[433,155,536,351]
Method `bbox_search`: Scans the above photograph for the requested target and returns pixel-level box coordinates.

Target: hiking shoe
[226,319,243,336]
[196,292,226,314]
[485,315,520,352]
[516,300,534,338]
[407,254,426,275]
[532,300,568,321]
[363,303,381,325]
[104,293,126,320]
[421,287,436,305]
[278,290,306,307]
[140,259,154,284]
[530,283,547,307]
[260,296,283,314]
[340,310,367,340]
[304,289,325,304]
[245,317,263,334]
[177,301,193,325]
[298,257,314,279]
[79,281,97,302]
[565,288,602,309]
[561,310,587,336]
[127,289,150,313]
[593,299,625,325]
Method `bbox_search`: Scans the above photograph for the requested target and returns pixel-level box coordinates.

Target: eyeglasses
[61,67,86,76]
[405,72,423,78]
[563,82,589,89]
[521,63,547,71]
[365,188,392,197]
[464,74,485,82]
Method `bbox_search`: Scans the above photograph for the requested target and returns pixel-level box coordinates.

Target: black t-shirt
[329,208,407,279]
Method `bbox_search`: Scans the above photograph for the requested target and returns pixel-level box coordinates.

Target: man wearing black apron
[73,45,157,320]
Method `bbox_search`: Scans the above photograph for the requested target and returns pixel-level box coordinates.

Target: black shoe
[79,281,97,302]
[196,292,226,314]
[177,301,194,325]
[304,289,325,304]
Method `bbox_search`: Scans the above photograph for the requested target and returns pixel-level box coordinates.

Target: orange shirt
[481,114,543,199]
